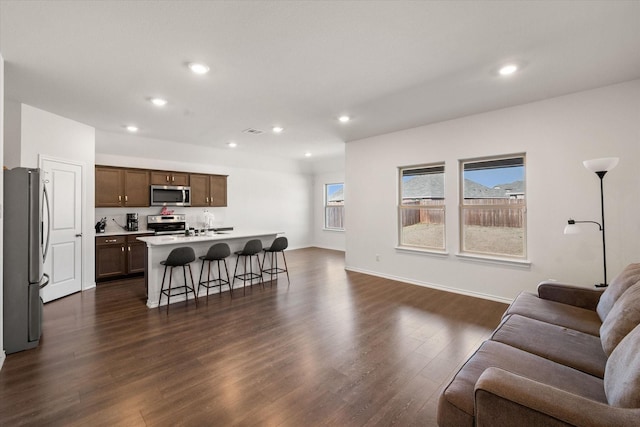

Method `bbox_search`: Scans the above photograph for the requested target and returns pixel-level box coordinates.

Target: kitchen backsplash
[96,207,227,233]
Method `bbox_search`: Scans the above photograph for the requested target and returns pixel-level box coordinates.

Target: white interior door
[41,158,82,303]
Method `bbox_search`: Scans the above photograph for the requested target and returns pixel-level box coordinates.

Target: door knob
[75,234,83,237]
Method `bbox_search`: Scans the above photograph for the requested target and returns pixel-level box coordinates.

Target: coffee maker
[126,213,139,231]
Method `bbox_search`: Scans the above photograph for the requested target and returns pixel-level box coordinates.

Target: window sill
[455,252,531,268]
[395,246,449,257]
[322,228,345,233]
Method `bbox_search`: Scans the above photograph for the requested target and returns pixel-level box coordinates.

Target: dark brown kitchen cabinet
[95,167,123,207]
[209,175,227,207]
[95,233,152,281]
[95,166,150,207]
[150,171,189,186]
[190,174,227,207]
[126,235,148,274]
[95,235,127,279]
[189,174,209,206]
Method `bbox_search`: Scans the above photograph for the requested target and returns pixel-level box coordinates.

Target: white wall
[95,131,314,255]
[3,100,20,168]
[0,52,5,369]
[345,80,640,302]
[311,154,345,251]
[10,105,96,292]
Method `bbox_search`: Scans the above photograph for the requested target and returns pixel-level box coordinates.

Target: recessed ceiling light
[338,115,350,123]
[150,97,167,107]
[125,125,138,133]
[498,64,518,76]
[272,126,284,133]
[305,152,312,157]
[227,142,237,148]
[188,62,210,75]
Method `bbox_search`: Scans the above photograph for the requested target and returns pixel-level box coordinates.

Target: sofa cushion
[596,263,640,321]
[491,314,607,377]
[605,323,640,408]
[600,284,640,356]
[504,292,602,336]
[437,340,607,427]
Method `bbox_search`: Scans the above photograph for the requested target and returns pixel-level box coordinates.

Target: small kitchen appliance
[126,213,139,231]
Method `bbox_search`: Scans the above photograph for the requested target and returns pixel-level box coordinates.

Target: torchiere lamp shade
[583,157,619,173]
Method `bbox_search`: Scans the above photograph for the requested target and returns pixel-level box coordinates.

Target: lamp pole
[596,171,608,287]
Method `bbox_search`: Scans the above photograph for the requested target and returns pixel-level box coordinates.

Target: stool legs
[159,264,198,313]
[221,260,231,294]
[198,259,230,301]
[233,253,264,296]
[261,250,290,284]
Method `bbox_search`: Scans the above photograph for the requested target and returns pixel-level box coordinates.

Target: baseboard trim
[0,350,5,371]
[311,244,346,252]
[344,266,514,304]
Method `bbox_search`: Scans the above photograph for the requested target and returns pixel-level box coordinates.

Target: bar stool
[232,239,264,295]
[198,243,231,301]
[159,246,198,313]
[261,236,290,284]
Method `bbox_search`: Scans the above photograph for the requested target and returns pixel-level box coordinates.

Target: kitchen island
[137,230,283,308]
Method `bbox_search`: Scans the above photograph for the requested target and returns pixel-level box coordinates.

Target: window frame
[324,182,345,231]
[398,162,446,252]
[459,153,527,260]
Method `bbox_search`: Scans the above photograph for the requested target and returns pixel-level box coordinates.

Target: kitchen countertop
[95,229,154,237]
[137,229,283,246]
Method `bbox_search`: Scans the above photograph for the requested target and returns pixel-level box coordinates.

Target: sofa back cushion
[605,323,640,407]
[600,285,640,356]
[596,263,640,321]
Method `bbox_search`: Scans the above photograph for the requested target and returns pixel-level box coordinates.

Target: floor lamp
[564,157,619,288]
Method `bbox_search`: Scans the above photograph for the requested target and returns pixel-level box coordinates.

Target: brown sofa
[437,263,640,426]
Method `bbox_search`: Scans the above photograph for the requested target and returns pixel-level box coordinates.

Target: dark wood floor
[0,248,507,426]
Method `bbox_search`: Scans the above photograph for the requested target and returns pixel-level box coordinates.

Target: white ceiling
[1,1,639,160]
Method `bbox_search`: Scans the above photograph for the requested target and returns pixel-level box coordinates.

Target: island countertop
[138,230,283,308]
[137,229,283,246]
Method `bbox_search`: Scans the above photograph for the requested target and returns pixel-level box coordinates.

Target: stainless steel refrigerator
[3,167,50,354]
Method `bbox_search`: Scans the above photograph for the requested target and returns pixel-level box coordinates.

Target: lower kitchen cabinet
[127,235,147,274]
[96,234,152,281]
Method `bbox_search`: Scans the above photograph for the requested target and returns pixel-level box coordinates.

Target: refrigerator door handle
[39,273,50,289]
[42,183,51,263]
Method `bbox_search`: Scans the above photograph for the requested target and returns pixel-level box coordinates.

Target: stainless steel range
[147,214,186,235]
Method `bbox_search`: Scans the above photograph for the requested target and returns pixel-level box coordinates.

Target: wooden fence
[401,199,444,227]
[402,198,524,228]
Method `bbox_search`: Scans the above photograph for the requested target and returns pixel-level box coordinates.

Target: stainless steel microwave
[150,185,191,206]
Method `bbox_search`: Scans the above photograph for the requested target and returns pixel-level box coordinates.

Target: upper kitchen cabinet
[95,167,123,207]
[95,166,150,207]
[209,175,227,207]
[190,174,228,207]
[150,170,189,186]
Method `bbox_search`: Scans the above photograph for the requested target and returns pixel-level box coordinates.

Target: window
[460,155,526,258]
[399,164,445,250]
[325,183,344,230]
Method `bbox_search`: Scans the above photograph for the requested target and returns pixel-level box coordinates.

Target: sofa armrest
[537,281,604,310]
[474,367,640,427]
